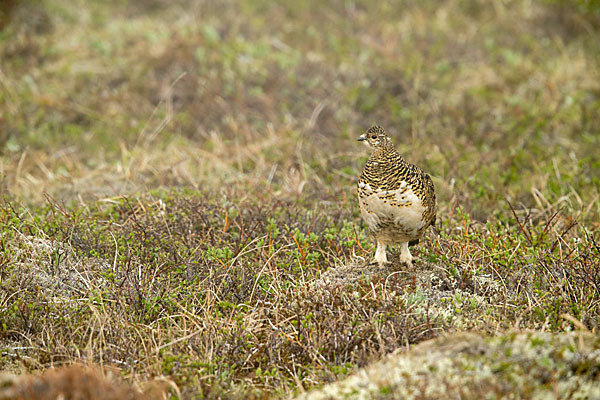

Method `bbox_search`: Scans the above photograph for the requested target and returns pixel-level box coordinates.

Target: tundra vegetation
[0,0,599,398]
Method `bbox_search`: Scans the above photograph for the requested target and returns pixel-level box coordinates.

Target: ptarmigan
[357,125,436,267]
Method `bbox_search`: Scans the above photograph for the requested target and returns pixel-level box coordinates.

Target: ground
[295,332,600,399]
[0,0,599,398]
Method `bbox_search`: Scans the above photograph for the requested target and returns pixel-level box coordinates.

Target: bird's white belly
[358,182,426,238]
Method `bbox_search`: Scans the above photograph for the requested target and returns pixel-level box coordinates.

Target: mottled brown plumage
[357,125,436,267]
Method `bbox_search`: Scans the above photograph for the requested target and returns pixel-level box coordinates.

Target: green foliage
[0,0,599,398]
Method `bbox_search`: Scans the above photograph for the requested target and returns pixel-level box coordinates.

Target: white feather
[358,182,426,239]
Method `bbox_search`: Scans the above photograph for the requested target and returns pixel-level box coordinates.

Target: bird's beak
[357,134,367,141]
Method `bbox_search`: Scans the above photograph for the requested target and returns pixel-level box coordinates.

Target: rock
[294,331,600,400]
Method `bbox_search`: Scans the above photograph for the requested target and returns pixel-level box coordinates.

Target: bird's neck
[371,145,402,162]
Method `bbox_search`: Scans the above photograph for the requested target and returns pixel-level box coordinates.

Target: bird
[357,125,436,267]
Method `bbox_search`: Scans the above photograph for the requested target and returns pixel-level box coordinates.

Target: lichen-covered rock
[294,332,600,400]
[318,258,506,332]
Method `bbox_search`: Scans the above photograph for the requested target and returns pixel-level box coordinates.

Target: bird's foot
[368,258,390,267]
[399,242,413,267]
[374,240,388,267]
[399,257,413,268]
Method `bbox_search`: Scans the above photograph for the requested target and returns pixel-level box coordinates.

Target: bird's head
[357,125,392,149]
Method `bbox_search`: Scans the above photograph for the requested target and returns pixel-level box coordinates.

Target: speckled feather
[357,126,436,244]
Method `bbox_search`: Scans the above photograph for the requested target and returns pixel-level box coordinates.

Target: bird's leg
[374,239,389,267]
[399,241,413,267]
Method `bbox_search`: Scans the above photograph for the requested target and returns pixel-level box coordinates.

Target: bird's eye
[371,135,377,139]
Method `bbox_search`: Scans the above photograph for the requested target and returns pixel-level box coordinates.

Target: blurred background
[1,2,600,398]
[0,0,599,222]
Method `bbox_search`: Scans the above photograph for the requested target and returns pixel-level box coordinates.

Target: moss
[0,0,599,398]
[297,332,600,400]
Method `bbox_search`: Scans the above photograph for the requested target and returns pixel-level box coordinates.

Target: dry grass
[0,0,599,398]
[1,190,598,397]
